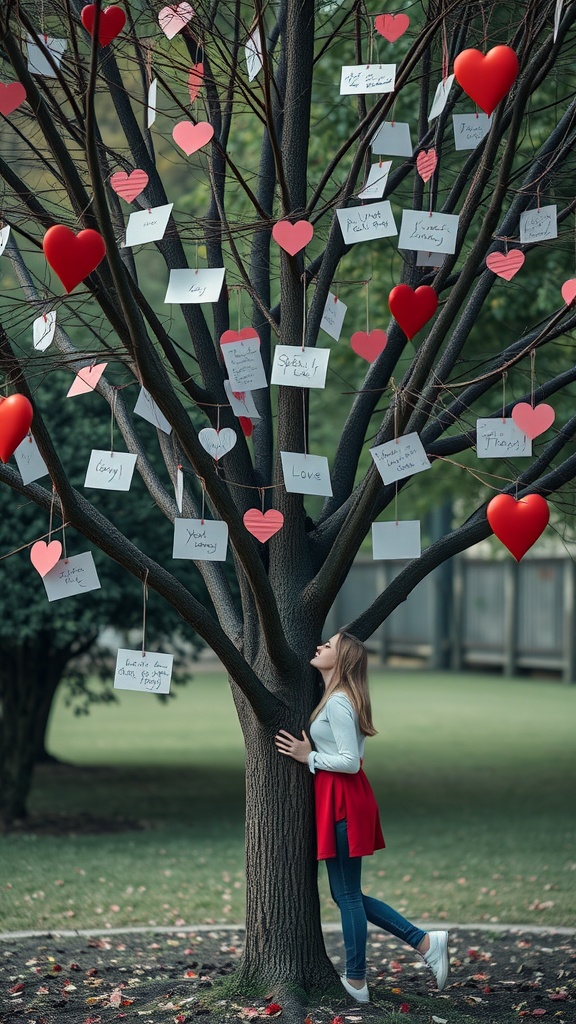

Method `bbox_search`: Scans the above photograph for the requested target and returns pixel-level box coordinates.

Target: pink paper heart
[416,148,437,183]
[374,13,410,43]
[220,327,260,346]
[350,329,388,362]
[172,120,214,155]
[486,249,525,281]
[511,402,555,440]
[0,82,26,116]
[67,363,107,397]
[561,278,576,305]
[158,2,194,40]
[243,508,284,543]
[30,540,62,577]
[188,63,204,103]
[110,169,149,203]
[272,220,314,256]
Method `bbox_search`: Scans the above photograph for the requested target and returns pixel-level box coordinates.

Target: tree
[1,0,576,1005]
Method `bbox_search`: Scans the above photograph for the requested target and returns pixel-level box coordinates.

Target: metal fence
[326,556,576,682]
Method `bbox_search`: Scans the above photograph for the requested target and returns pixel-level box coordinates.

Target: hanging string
[302,391,307,456]
[48,483,56,543]
[141,569,149,657]
[200,480,206,524]
[501,371,507,422]
[530,349,536,408]
[394,481,399,525]
[145,42,153,85]
[365,280,370,333]
[237,286,242,330]
[259,486,265,513]
[301,273,307,352]
[110,388,117,455]
[62,522,68,562]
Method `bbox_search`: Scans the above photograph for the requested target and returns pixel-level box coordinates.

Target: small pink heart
[158,2,194,40]
[272,220,314,256]
[486,249,525,281]
[30,540,62,577]
[110,169,149,203]
[0,82,26,116]
[350,329,388,362]
[172,120,214,155]
[416,148,437,183]
[188,63,204,103]
[220,327,260,346]
[243,509,284,542]
[67,362,107,397]
[374,13,410,43]
[561,279,576,305]
[511,402,555,440]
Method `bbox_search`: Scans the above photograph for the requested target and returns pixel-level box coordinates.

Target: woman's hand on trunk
[274,729,312,763]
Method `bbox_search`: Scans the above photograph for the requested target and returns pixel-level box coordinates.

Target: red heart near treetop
[42,225,106,293]
[388,284,438,340]
[453,46,519,117]
[0,394,34,464]
[81,4,127,47]
[486,493,549,561]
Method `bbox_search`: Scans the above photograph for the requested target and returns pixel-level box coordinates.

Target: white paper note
[271,346,330,388]
[340,64,396,95]
[175,466,184,513]
[173,517,229,560]
[125,203,173,246]
[415,251,446,268]
[519,205,557,244]
[370,122,412,157]
[114,649,173,694]
[398,209,459,254]
[84,450,138,491]
[280,452,333,496]
[42,552,101,602]
[164,268,226,304]
[372,520,421,560]
[554,0,564,42]
[134,387,172,434]
[428,74,455,119]
[245,32,263,80]
[221,336,267,391]
[223,380,260,419]
[13,435,48,485]
[370,432,431,485]
[0,225,10,255]
[336,201,397,245]
[476,418,532,458]
[147,79,157,128]
[27,35,67,77]
[452,113,492,150]
[320,293,347,341]
[33,311,56,351]
[358,161,392,200]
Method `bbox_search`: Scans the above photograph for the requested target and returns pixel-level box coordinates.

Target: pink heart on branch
[350,329,388,362]
[172,121,214,155]
[374,13,410,43]
[416,148,437,183]
[511,402,555,440]
[272,220,314,256]
[486,249,525,281]
[243,509,284,542]
[30,540,62,577]
[0,82,26,116]
[110,169,149,203]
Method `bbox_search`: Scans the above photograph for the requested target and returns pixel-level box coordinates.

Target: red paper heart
[188,63,204,103]
[416,148,437,183]
[81,4,127,47]
[0,394,34,463]
[350,329,388,362]
[561,279,576,305]
[453,45,519,117]
[486,493,549,561]
[110,169,149,202]
[172,120,214,155]
[511,402,555,440]
[0,82,26,116]
[243,508,284,542]
[388,284,438,340]
[43,225,106,293]
[30,540,62,578]
[220,327,260,346]
[272,220,314,256]
[374,13,410,42]
[239,416,253,437]
[486,249,525,281]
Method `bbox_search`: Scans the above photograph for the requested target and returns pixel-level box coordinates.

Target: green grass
[1,670,575,933]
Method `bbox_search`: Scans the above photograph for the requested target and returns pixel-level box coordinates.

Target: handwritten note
[358,160,392,200]
[134,387,172,434]
[398,210,459,254]
[428,74,455,119]
[13,435,48,485]
[221,336,267,391]
[336,201,397,245]
[84,450,138,491]
[280,452,333,496]
[370,432,431,485]
[372,520,421,560]
[476,419,532,458]
[125,204,173,246]
[224,380,260,419]
[320,293,347,341]
[27,35,67,77]
[42,552,101,602]
[173,517,229,561]
[452,113,492,150]
[164,268,226,304]
[114,649,173,694]
[33,311,56,351]
[340,64,396,95]
[370,122,412,157]
[271,346,330,388]
[519,205,557,244]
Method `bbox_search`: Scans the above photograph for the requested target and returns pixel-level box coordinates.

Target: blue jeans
[325,819,426,980]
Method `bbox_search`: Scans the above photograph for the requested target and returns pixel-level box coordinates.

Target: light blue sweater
[307,692,365,775]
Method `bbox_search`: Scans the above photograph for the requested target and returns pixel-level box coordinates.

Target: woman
[274,631,449,1003]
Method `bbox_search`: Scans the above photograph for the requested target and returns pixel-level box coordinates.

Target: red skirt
[314,766,386,860]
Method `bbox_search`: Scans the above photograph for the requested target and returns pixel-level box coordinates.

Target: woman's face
[310,634,339,672]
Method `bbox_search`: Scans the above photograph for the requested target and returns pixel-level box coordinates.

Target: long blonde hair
[310,631,377,737]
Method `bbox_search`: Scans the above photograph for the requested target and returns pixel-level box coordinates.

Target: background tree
[1,0,576,1007]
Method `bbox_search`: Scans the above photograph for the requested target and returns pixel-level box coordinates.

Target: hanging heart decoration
[416,148,437,183]
[81,5,127,47]
[486,493,549,561]
[272,220,314,256]
[486,249,525,281]
[0,82,26,116]
[30,540,62,578]
[388,284,438,340]
[158,2,195,39]
[374,13,410,42]
[198,427,237,461]
[243,509,284,542]
[239,416,254,438]
[188,63,204,103]
[350,329,388,362]
[561,279,576,305]
[172,120,214,155]
[42,225,106,293]
[453,45,519,117]
[0,394,34,463]
[511,402,555,439]
[110,169,149,203]
[220,327,260,347]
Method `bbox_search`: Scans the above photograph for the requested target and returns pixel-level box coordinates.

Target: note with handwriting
[13,435,48,485]
[452,113,492,150]
[125,204,173,246]
[370,432,431,485]
[398,210,459,254]
[271,345,329,388]
[114,649,173,694]
[336,201,397,245]
[519,205,557,244]
[320,293,347,341]
[42,552,101,602]
[164,268,225,304]
[340,64,396,95]
[173,517,229,561]
[370,121,412,157]
[358,160,392,200]
[134,387,172,434]
[84,450,138,491]
[476,418,532,458]
[224,380,260,419]
[221,336,267,391]
[280,452,333,496]
[372,520,421,559]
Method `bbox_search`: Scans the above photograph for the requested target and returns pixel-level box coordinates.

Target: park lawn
[1,670,575,933]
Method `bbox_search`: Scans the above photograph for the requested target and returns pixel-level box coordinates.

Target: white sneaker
[423,930,450,991]
[340,976,370,1003]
